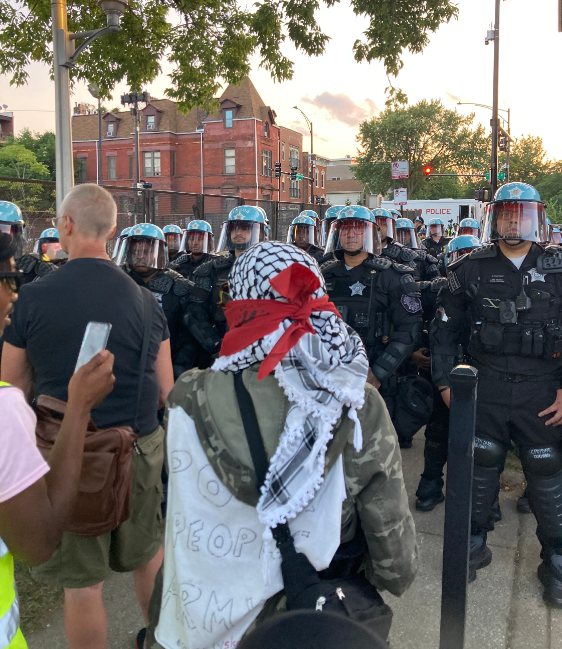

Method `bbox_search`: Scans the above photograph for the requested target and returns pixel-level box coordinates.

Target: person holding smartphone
[0,231,116,649]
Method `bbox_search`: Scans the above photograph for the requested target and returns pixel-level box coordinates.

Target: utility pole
[88,84,103,184]
[310,122,314,206]
[490,0,501,198]
[121,91,150,187]
[505,108,510,183]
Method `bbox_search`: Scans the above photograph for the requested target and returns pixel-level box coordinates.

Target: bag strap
[233,372,292,545]
[134,287,153,433]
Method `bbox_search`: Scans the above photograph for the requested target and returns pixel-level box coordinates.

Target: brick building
[71,77,308,205]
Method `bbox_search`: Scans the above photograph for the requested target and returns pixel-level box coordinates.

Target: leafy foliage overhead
[0,0,458,111]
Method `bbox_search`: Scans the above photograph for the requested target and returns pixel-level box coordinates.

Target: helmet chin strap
[344,249,364,256]
[503,238,525,247]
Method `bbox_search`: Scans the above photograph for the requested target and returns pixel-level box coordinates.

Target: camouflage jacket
[164,363,418,597]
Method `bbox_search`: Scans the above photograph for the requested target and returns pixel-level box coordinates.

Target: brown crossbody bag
[35,287,153,537]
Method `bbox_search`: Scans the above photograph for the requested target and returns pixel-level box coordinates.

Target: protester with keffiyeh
[146,242,418,649]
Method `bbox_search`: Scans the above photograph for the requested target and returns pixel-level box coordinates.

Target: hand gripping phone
[74,322,112,373]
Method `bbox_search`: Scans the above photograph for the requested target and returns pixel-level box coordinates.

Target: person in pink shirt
[0,232,116,647]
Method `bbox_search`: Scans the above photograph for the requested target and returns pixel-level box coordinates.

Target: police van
[380,198,487,225]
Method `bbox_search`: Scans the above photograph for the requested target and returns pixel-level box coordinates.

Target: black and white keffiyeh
[212,242,369,550]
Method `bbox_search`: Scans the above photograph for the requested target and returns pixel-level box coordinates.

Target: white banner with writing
[156,406,344,649]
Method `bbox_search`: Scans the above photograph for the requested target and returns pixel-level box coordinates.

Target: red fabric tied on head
[220,263,341,379]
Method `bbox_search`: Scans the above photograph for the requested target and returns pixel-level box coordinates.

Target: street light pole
[293,106,313,205]
[88,84,103,185]
[490,0,501,198]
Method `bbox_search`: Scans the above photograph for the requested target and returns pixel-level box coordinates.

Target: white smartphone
[74,322,112,373]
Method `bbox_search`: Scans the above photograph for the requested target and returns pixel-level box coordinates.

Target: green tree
[8,129,56,179]
[0,144,53,213]
[354,99,489,200]
[503,135,550,187]
[0,0,458,111]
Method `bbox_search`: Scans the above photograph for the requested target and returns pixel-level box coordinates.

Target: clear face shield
[459,226,480,237]
[320,218,336,248]
[375,216,395,242]
[183,231,213,255]
[552,230,562,245]
[483,201,547,244]
[111,236,125,261]
[429,224,444,238]
[396,227,419,249]
[287,224,316,248]
[0,223,27,258]
[121,236,168,271]
[446,247,478,265]
[37,239,67,263]
[165,233,182,254]
[325,219,381,256]
[217,221,264,253]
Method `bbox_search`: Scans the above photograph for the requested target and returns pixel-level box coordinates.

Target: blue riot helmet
[163,224,183,254]
[255,206,270,240]
[118,223,168,272]
[181,220,214,255]
[325,205,381,258]
[552,227,562,245]
[372,208,396,242]
[458,218,481,238]
[217,206,266,253]
[321,205,344,247]
[427,217,445,239]
[481,182,547,245]
[287,215,317,248]
[298,209,320,228]
[444,235,481,267]
[34,227,68,263]
[395,218,419,249]
[0,201,27,258]
[112,226,130,261]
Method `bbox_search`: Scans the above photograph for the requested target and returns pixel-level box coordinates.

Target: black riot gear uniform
[301,244,330,264]
[382,238,440,282]
[16,252,57,285]
[127,267,219,377]
[421,236,451,258]
[168,251,217,281]
[431,241,562,593]
[321,256,423,413]
[188,252,236,339]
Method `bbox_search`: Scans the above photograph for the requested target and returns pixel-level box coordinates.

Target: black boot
[538,551,562,608]
[517,487,532,514]
[468,535,493,583]
[399,437,413,449]
[415,476,445,512]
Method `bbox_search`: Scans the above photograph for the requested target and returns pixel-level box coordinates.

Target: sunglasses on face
[0,271,23,294]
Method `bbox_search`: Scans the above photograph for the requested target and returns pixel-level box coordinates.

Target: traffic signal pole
[490,0,501,199]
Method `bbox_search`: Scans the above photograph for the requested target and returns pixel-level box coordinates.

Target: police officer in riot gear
[320,205,343,248]
[188,206,267,339]
[34,228,68,267]
[416,235,482,511]
[169,220,216,281]
[458,218,481,238]
[286,213,326,263]
[431,182,562,597]
[320,205,423,415]
[421,217,451,257]
[121,223,219,377]
[163,224,183,262]
[0,201,56,285]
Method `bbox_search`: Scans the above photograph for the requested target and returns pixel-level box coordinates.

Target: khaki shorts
[32,426,165,589]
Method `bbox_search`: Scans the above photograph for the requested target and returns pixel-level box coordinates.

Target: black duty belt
[478,366,559,383]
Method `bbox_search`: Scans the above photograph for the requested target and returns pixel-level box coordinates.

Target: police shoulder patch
[401,294,422,313]
[469,243,497,259]
[365,256,392,271]
[148,272,174,294]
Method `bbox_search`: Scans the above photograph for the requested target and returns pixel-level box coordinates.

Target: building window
[321,171,325,188]
[171,151,176,177]
[107,156,116,180]
[315,169,319,188]
[331,176,341,180]
[290,179,300,199]
[282,177,286,192]
[107,122,115,137]
[224,148,235,174]
[225,110,233,128]
[264,122,269,137]
[77,158,87,182]
[147,115,156,131]
[154,194,159,217]
[281,142,285,161]
[262,150,272,177]
[289,145,300,169]
[143,151,161,177]
[129,155,134,179]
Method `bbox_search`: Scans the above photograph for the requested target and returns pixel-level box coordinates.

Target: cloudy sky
[2,0,561,161]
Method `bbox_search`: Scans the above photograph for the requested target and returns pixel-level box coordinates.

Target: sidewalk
[26,435,562,649]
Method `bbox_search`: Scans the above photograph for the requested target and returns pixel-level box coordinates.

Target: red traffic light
[423,165,432,176]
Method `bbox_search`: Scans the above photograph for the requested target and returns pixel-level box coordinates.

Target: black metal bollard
[439,365,478,649]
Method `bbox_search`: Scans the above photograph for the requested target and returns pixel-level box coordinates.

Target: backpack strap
[134,287,153,433]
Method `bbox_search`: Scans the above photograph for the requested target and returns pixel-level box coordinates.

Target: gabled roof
[206,77,276,123]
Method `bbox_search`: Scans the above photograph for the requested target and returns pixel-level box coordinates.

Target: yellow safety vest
[0,381,27,649]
